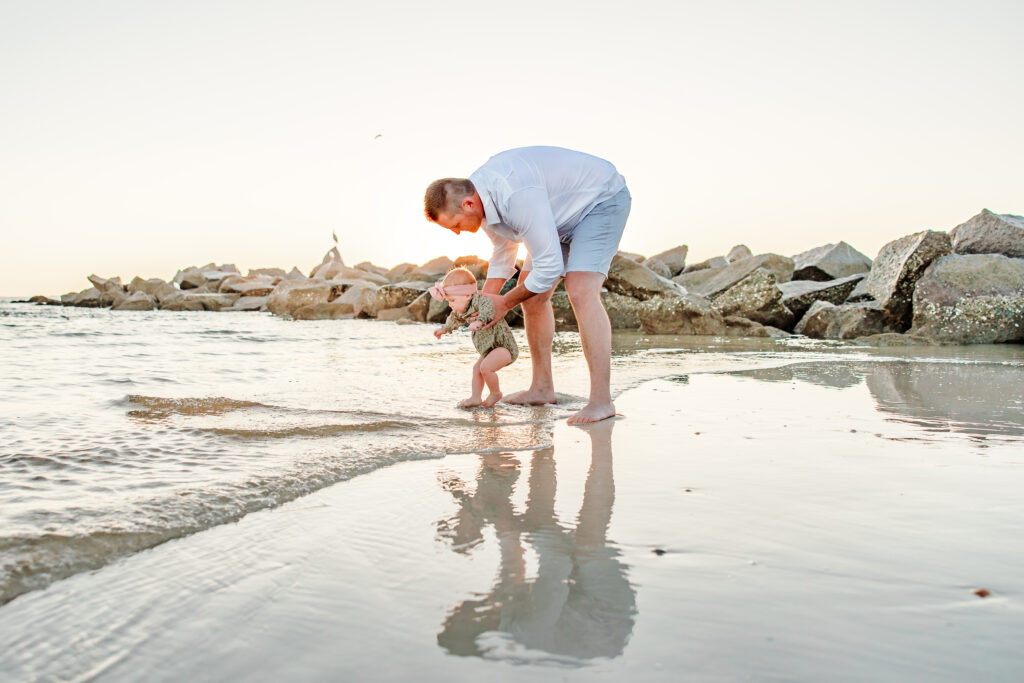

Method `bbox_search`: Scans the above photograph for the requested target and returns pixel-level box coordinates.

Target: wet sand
[2,354,1023,681]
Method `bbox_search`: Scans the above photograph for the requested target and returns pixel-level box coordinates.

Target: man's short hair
[424,178,475,222]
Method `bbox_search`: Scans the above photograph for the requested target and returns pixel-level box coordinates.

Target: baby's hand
[433,328,444,339]
[468,320,483,331]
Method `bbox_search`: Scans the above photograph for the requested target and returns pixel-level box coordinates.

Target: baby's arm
[436,311,464,337]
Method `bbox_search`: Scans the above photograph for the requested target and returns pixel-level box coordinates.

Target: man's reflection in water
[435,420,636,661]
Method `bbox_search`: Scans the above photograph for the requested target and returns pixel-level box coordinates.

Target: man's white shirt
[468,146,626,293]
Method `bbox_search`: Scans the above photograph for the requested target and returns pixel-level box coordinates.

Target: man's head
[424,178,484,235]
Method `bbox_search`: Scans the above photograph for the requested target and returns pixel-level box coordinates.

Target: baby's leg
[479,348,513,407]
[459,358,485,408]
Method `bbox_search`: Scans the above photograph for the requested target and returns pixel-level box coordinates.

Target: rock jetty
[27,209,1024,346]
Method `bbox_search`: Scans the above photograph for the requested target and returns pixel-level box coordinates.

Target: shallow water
[2,299,1023,608]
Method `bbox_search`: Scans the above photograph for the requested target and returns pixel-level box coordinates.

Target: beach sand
[2,357,1023,681]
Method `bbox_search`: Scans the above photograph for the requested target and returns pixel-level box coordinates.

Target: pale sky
[2,0,1022,296]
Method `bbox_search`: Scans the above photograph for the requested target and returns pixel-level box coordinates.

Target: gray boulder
[863,230,951,330]
[909,254,1024,344]
[72,287,103,307]
[605,254,687,300]
[247,267,287,279]
[334,284,379,318]
[112,291,157,311]
[673,265,725,291]
[406,292,432,322]
[603,291,642,330]
[223,296,269,312]
[617,251,645,263]
[682,255,728,274]
[453,255,489,282]
[794,300,889,339]
[678,254,794,299]
[427,297,451,324]
[722,316,792,338]
[643,259,672,278]
[293,302,356,320]
[791,241,872,281]
[638,294,727,335]
[726,244,752,263]
[266,279,336,317]
[711,268,795,330]
[779,273,865,318]
[645,244,688,277]
[159,296,205,312]
[950,209,1024,258]
[845,277,873,303]
[218,275,276,296]
[387,263,420,283]
[87,274,127,307]
[173,267,206,290]
[366,283,431,317]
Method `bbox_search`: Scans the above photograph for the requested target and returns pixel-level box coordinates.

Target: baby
[431,267,519,408]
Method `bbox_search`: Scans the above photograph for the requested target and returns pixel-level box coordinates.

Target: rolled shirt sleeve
[485,230,519,281]
[505,187,564,293]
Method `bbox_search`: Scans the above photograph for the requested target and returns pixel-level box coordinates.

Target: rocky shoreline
[21,209,1024,346]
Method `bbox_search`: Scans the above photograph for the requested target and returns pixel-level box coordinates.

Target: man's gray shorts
[523,186,631,279]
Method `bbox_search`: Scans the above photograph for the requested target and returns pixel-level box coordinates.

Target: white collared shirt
[469,146,626,293]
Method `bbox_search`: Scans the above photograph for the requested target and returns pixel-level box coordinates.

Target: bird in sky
[332,230,338,244]
[374,134,383,140]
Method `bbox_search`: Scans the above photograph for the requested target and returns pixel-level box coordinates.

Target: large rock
[682,255,728,274]
[711,268,795,329]
[551,292,576,330]
[365,283,430,317]
[406,292,431,322]
[645,245,688,277]
[353,262,389,278]
[950,209,1024,258]
[386,263,420,283]
[602,292,642,329]
[793,300,889,339]
[112,291,156,311]
[415,256,455,281]
[159,296,205,312]
[791,241,872,281]
[642,259,672,278]
[266,279,336,316]
[293,302,355,320]
[726,244,752,263]
[179,293,239,311]
[222,295,269,312]
[845,277,873,303]
[65,287,102,307]
[863,230,952,330]
[247,267,287,279]
[605,254,687,300]
[218,275,277,296]
[909,254,1024,344]
[453,255,489,282]
[333,284,379,318]
[310,247,346,279]
[722,316,792,338]
[779,273,865,318]
[673,266,724,291]
[173,267,207,290]
[87,274,127,307]
[638,294,727,335]
[678,254,794,299]
[427,297,451,324]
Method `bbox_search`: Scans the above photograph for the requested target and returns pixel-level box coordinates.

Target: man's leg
[503,271,558,405]
[564,271,615,423]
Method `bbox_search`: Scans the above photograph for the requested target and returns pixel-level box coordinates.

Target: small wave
[204,420,415,439]
[124,395,268,420]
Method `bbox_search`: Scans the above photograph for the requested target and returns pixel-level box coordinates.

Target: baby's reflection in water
[435,420,636,661]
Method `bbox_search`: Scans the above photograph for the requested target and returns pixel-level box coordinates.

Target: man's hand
[476,293,510,330]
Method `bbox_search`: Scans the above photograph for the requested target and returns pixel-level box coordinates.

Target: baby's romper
[442,293,519,363]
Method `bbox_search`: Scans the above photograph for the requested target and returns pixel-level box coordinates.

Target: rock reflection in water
[435,420,636,662]
[728,359,1024,439]
[866,361,1024,438]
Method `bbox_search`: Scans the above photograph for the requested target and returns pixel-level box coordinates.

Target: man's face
[435,196,484,235]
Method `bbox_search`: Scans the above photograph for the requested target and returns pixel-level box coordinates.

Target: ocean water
[3,299,1023,607]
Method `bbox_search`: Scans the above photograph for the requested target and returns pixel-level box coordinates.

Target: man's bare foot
[502,389,558,405]
[481,391,502,407]
[459,397,483,408]
[567,401,616,424]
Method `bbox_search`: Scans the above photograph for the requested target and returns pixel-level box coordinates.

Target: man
[424,146,631,424]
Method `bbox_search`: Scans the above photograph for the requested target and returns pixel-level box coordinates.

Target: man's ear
[461,196,476,211]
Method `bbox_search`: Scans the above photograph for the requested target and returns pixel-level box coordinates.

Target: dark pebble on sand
[974,589,991,598]
[652,548,667,556]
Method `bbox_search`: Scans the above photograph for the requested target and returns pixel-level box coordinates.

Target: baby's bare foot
[481,391,502,407]
[459,397,483,408]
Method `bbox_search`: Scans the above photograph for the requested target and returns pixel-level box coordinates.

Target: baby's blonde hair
[441,266,477,287]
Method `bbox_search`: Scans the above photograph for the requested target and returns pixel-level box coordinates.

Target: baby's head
[440,267,478,312]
